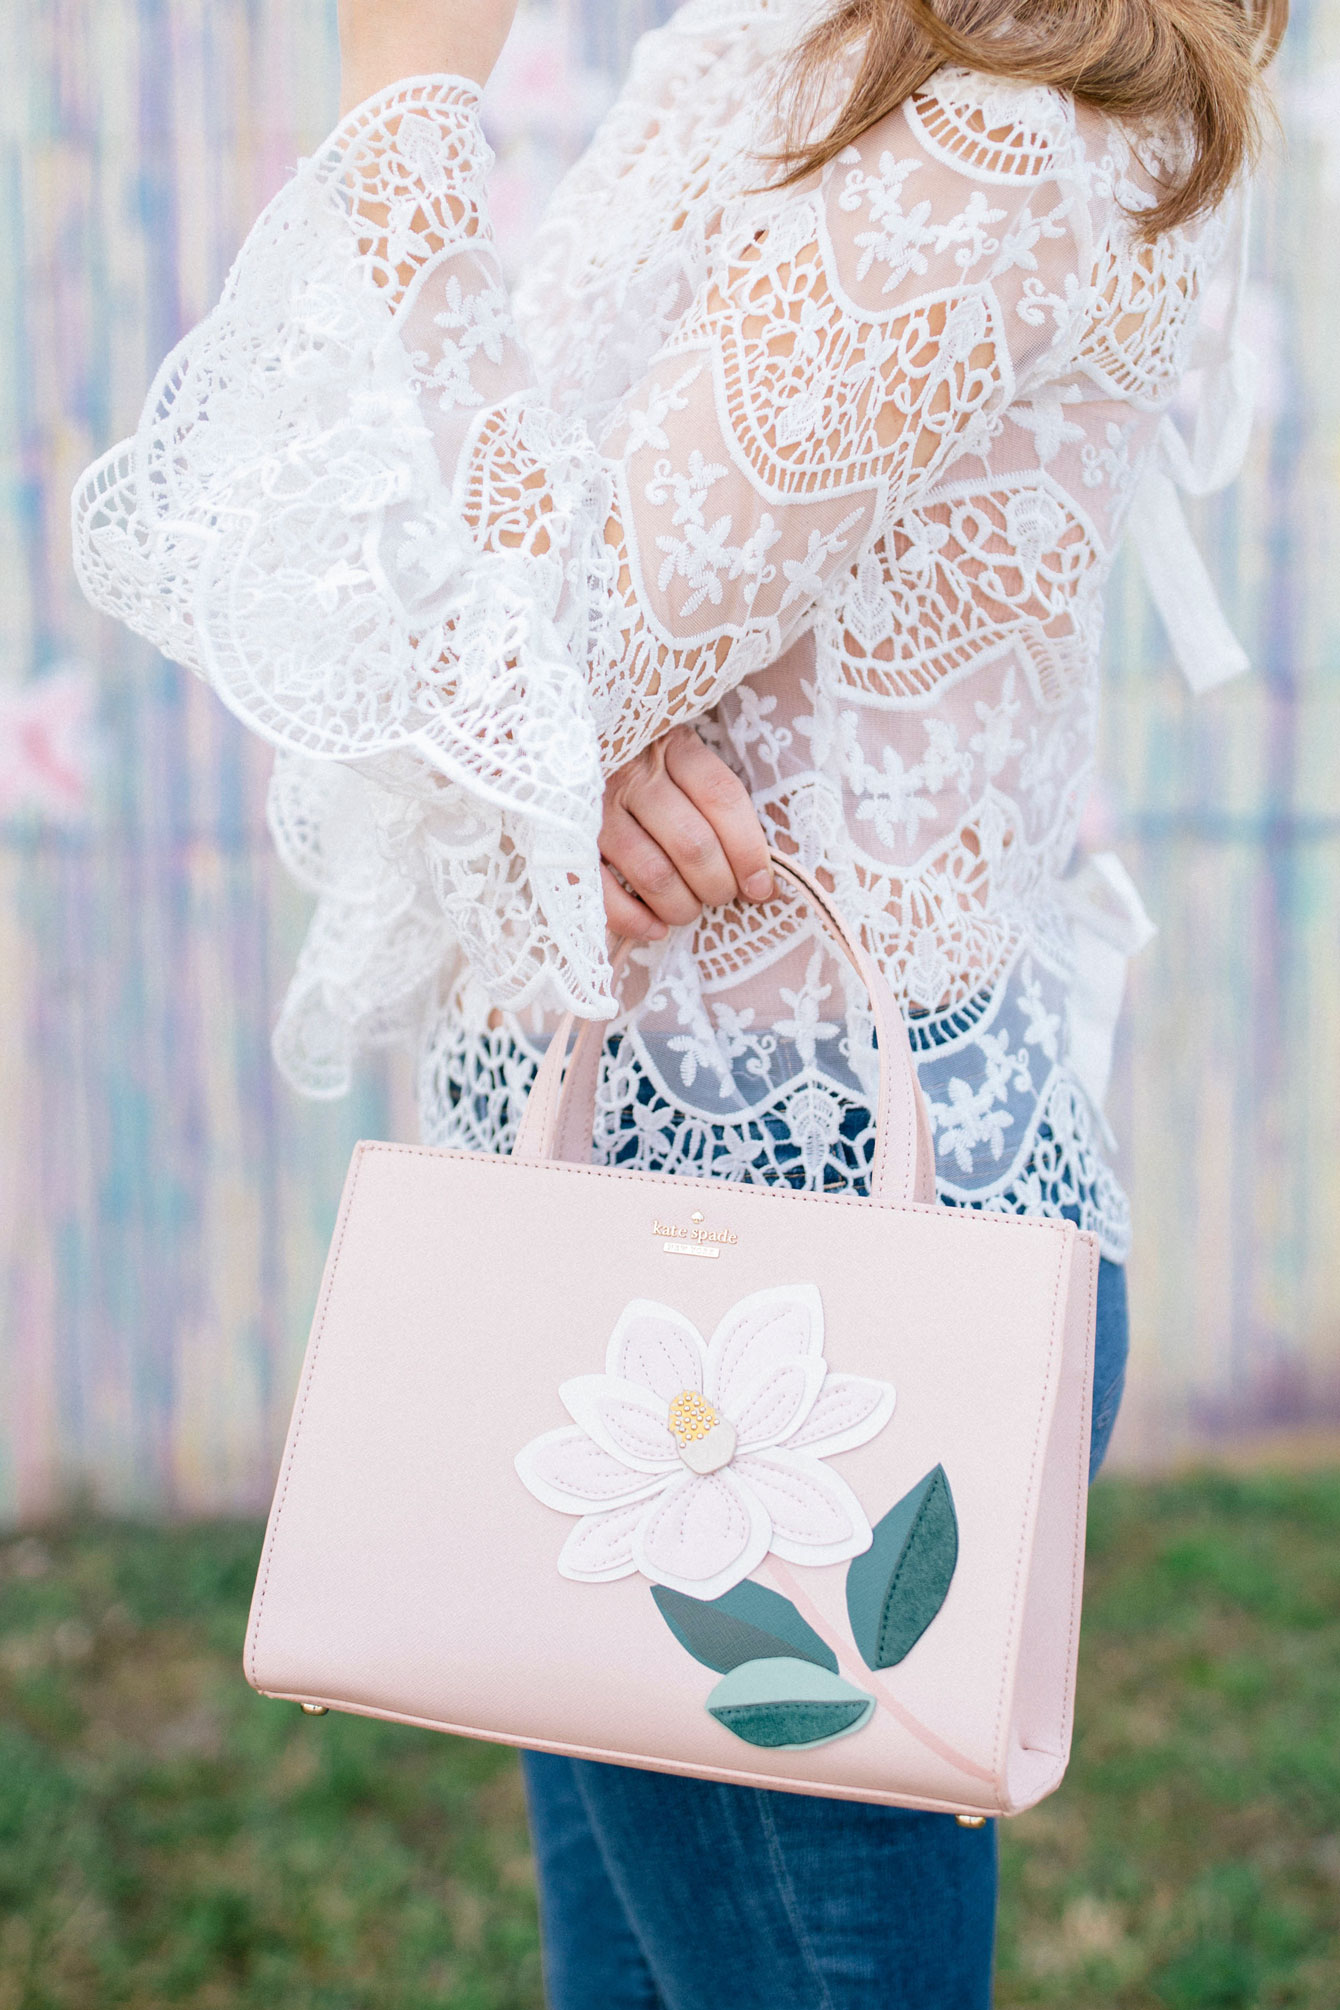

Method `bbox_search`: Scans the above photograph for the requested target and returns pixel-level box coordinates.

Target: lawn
[1,1474,1338,2008]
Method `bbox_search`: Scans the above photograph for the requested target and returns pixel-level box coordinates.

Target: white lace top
[72,0,1252,1261]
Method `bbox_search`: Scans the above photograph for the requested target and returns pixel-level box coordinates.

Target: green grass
[996,1473,1340,2008]
[1,1475,1338,2008]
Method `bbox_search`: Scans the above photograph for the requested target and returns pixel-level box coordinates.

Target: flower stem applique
[651,1577,872,1754]
[645,1466,961,1756]
[514,1287,959,1755]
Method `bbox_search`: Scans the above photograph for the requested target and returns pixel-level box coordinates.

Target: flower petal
[732,1451,873,1567]
[605,1300,707,1401]
[560,1375,678,1471]
[515,1427,668,1515]
[633,1471,773,1600]
[730,1357,828,1451]
[557,1503,648,1582]
[780,1373,897,1458]
[705,1284,824,1414]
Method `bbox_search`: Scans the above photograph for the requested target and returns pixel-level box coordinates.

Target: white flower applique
[514,1286,896,1601]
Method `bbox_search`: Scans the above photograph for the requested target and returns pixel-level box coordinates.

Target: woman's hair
[772,0,1288,236]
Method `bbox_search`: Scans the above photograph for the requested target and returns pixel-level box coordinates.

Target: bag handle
[513,850,936,1206]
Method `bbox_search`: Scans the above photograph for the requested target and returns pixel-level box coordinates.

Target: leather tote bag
[245,856,1098,1819]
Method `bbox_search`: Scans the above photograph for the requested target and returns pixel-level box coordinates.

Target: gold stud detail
[300,1702,329,1716]
[955,1814,987,1828]
[668,1388,718,1446]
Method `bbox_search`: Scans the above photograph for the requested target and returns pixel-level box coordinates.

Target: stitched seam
[875,1485,938,1665]
[603,1397,676,1462]
[627,1327,701,1401]
[355,1140,1072,1238]
[245,1145,368,1687]
[768,858,918,1211]
[712,1703,865,1734]
[539,1437,656,1501]
[720,1305,801,1397]
[786,1379,880,1448]
[258,1694,982,1808]
[649,1472,748,1553]
[1058,1240,1099,1750]
[756,1790,840,2010]
[736,1379,807,1440]
[735,1455,840,1543]
[990,1224,1068,1794]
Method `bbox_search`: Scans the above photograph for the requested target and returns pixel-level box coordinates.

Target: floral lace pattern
[72,0,1241,1259]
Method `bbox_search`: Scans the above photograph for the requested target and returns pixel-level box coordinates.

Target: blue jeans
[523,1259,1128,2009]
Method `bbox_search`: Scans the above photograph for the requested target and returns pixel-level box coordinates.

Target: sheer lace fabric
[73,0,1241,1258]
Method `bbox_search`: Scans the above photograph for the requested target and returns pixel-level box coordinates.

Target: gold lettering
[650,1219,738,1248]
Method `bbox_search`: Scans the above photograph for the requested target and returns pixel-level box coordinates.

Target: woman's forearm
[338,0,517,110]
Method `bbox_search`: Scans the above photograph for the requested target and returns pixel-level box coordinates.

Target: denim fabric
[522,1751,999,2010]
[1089,1255,1128,1482]
[522,1265,1128,2010]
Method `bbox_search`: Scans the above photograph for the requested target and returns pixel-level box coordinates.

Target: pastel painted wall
[1,0,1336,1520]
[1101,0,1340,1461]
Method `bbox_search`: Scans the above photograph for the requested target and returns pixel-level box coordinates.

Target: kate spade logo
[652,1209,738,1260]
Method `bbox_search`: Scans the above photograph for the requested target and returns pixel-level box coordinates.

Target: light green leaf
[706,1656,875,1749]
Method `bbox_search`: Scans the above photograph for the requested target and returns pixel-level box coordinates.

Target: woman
[74,0,1283,2001]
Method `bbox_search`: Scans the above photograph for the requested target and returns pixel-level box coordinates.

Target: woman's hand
[600,725,774,943]
[338,0,518,110]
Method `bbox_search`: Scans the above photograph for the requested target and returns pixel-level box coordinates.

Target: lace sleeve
[72,72,1090,1035]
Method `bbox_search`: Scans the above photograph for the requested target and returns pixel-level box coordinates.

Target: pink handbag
[245,857,1097,1820]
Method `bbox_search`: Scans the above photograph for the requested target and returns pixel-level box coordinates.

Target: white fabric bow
[1126,182,1257,694]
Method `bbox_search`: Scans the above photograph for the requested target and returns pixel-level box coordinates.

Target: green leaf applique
[845,1464,959,1671]
[706,1657,876,1749]
[651,1579,838,1675]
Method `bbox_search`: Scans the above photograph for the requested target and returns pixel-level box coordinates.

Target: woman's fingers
[616,773,737,909]
[599,726,774,930]
[599,802,704,926]
[662,727,774,903]
[600,863,668,943]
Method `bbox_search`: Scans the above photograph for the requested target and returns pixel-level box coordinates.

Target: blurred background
[2,4,1338,2006]
[4,0,1337,1525]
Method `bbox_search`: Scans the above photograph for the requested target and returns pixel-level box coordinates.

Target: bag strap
[514,850,936,1206]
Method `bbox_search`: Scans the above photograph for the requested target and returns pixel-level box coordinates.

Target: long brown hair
[772,0,1287,236]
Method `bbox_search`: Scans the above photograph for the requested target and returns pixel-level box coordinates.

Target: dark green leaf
[651,1579,838,1674]
[846,1464,958,1670]
[706,1658,875,1749]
